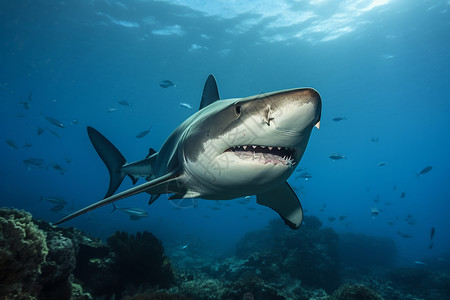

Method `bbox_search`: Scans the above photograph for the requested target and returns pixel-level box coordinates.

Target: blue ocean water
[1,0,449,266]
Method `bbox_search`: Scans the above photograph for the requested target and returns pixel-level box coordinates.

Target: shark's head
[182,88,321,199]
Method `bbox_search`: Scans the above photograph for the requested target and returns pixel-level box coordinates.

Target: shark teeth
[227,145,297,166]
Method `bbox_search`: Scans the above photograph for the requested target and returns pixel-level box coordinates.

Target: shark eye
[235,105,241,117]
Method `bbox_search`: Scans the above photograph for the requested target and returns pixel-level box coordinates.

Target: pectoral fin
[53,171,182,225]
[257,182,303,229]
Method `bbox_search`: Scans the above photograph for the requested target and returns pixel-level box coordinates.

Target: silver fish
[118,100,130,106]
[159,80,175,88]
[112,203,148,219]
[43,115,64,128]
[136,128,151,138]
[416,166,432,177]
[40,195,67,205]
[329,153,346,160]
[23,158,46,169]
[6,140,18,149]
[332,117,346,121]
[179,102,193,109]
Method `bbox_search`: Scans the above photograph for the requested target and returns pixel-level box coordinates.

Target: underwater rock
[0,207,48,299]
[330,283,384,300]
[235,218,340,292]
[107,231,175,291]
[339,233,397,268]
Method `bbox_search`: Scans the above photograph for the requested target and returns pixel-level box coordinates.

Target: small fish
[297,172,312,180]
[397,231,413,238]
[416,166,432,177]
[70,119,79,125]
[112,203,148,219]
[50,205,65,212]
[106,107,117,113]
[329,153,346,160]
[179,102,193,109]
[43,115,64,128]
[6,140,18,149]
[23,158,46,169]
[430,227,435,240]
[371,207,379,218]
[0,82,14,94]
[332,117,346,121]
[35,127,45,135]
[40,195,67,205]
[48,129,61,138]
[378,162,387,167]
[49,162,67,174]
[371,137,379,142]
[400,192,406,199]
[20,101,30,110]
[159,80,175,88]
[414,261,428,266]
[118,100,131,107]
[180,244,189,250]
[136,128,151,138]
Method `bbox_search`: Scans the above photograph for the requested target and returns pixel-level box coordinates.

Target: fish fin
[87,126,126,198]
[199,74,220,110]
[146,148,157,158]
[111,202,118,213]
[53,171,182,225]
[148,194,161,205]
[257,182,303,229]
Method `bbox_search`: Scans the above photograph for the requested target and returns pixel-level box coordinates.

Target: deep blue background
[1,0,449,263]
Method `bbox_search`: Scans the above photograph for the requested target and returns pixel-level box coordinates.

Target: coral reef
[233,217,340,292]
[0,207,48,299]
[107,231,175,291]
[3,206,450,300]
[178,278,225,300]
[330,283,384,300]
[123,292,193,300]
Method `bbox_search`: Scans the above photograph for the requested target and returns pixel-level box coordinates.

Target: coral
[178,278,225,300]
[222,276,285,300]
[38,232,77,299]
[0,207,48,299]
[107,231,175,291]
[123,292,193,300]
[330,283,384,300]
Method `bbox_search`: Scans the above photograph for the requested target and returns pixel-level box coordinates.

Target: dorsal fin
[199,74,220,110]
[146,147,157,158]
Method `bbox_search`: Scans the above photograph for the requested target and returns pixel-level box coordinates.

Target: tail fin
[87,126,126,199]
[111,202,119,213]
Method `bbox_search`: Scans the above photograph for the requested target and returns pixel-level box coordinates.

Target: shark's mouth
[225,145,297,166]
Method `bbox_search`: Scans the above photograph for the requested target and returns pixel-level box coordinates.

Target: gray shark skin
[54,75,321,229]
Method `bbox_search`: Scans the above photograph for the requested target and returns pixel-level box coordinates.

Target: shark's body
[55,75,321,229]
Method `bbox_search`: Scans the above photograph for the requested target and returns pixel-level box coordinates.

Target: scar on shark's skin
[54,74,321,229]
[264,105,274,126]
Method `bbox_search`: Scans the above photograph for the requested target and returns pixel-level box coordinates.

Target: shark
[54,74,322,229]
